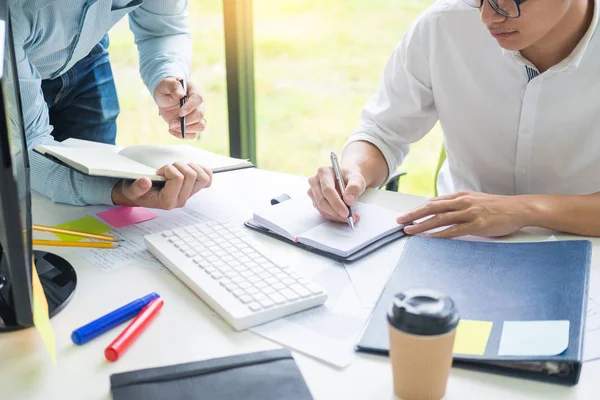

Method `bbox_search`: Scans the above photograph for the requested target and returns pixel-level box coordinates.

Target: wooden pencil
[32,224,119,242]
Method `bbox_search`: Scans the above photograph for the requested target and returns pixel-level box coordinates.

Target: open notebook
[34,138,253,181]
[248,195,405,259]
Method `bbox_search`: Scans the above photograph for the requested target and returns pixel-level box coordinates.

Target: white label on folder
[498,320,570,356]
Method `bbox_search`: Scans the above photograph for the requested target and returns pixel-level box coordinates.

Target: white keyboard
[144,220,328,330]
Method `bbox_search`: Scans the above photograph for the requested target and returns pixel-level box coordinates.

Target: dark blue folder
[356,236,591,385]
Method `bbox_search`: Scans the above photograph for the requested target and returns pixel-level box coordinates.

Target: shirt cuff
[342,133,400,184]
[80,175,120,206]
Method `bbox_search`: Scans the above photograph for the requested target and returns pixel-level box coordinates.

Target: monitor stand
[0,250,77,332]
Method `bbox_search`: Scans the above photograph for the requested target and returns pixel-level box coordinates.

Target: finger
[172,162,198,206]
[169,110,205,130]
[396,199,464,224]
[430,221,478,239]
[169,120,206,135]
[156,164,185,209]
[160,77,186,98]
[342,171,365,207]
[428,192,461,202]
[169,129,198,140]
[403,209,473,235]
[200,165,213,188]
[122,178,153,200]
[311,196,344,222]
[317,167,349,218]
[309,176,347,222]
[188,163,212,195]
[180,92,204,117]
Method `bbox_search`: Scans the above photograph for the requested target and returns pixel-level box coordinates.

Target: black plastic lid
[387,289,460,336]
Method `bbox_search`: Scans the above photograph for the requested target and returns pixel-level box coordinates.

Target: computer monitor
[0,3,76,332]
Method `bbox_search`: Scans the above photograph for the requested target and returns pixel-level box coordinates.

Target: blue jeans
[42,34,120,144]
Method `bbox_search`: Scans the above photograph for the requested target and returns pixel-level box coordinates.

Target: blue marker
[71,292,160,345]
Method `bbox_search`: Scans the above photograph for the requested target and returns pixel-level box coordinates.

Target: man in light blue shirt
[11,0,212,210]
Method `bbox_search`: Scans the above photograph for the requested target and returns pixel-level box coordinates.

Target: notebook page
[118,144,251,171]
[252,196,326,241]
[39,146,158,178]
[61,138,125,152]
[299,202,403,257]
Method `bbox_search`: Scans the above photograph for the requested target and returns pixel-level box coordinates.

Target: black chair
[381,170,407,192]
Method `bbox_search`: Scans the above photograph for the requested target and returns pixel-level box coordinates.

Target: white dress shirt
[347,0,600,196]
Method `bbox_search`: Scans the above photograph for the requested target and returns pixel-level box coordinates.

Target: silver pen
[330,152,355,231]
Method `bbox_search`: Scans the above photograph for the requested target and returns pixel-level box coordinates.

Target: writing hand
[155,77,206,139]
[397,191,528,238]
[307,165,365,223]
[111,162,213,209]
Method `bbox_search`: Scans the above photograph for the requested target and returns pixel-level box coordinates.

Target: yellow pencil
[32,240,118,249]
[32,224,120,242]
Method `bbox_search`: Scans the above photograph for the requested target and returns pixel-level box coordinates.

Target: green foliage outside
[109,0,441,196]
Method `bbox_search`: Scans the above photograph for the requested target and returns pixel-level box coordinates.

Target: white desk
[0,168,598,399]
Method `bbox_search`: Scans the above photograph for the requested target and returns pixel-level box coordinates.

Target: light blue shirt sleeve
[13,37,118,206]
[129,0,193,98]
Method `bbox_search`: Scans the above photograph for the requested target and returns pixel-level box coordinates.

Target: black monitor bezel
[0,3,34,328]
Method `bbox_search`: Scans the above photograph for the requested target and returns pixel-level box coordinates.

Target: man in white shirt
[308,0,600,238]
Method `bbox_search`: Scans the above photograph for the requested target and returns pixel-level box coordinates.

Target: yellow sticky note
[32,260,56,365]
[453,320,493,356]
[53,216,111,241]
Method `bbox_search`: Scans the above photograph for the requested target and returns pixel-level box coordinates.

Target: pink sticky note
[97,206,158,228]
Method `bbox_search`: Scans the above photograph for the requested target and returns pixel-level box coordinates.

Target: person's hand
[397,191,529,238]
[307,165,366,223]
[111,162,213,209]
[154,77,207,139]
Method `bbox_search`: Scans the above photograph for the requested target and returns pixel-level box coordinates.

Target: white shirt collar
[502,0,599,70]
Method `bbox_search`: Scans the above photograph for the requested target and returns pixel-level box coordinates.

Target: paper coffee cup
[387,289,460,400]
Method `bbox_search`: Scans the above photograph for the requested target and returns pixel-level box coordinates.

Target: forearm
[341,141,389,189]
[523,193,600,236]
[129,1,192,97]
[30,144,117,206]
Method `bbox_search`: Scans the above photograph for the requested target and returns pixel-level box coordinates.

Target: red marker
[104,298,164,362]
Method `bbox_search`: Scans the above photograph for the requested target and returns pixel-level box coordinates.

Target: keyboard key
[258,298,274,309]
[248,302,262,312]
[262,287,276,295]
[245,287,260,295]
[162,230,174,237]
[280,289,299,301]
[184,250,196,257]
[269,293,287,304]
[247,276,261,284]
[255,281,268,289]
[290,284,311,298]
[306,284,324,295]
[252,293,268,302]
[239,295,253,304]
[210,271,224,280]
[238,281,252,290]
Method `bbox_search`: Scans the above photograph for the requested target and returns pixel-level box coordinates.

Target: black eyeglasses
[463,0,524,18]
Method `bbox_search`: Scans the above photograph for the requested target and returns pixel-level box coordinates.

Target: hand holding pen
[154,77,207,140]
[307,152,366,228]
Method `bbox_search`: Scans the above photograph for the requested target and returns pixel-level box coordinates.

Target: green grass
[109,0,441,196]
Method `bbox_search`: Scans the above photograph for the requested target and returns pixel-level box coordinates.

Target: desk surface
[0,168,598,400]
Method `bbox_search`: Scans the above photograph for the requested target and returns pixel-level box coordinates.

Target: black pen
[330,152,355,231]
[179,79,187,139]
